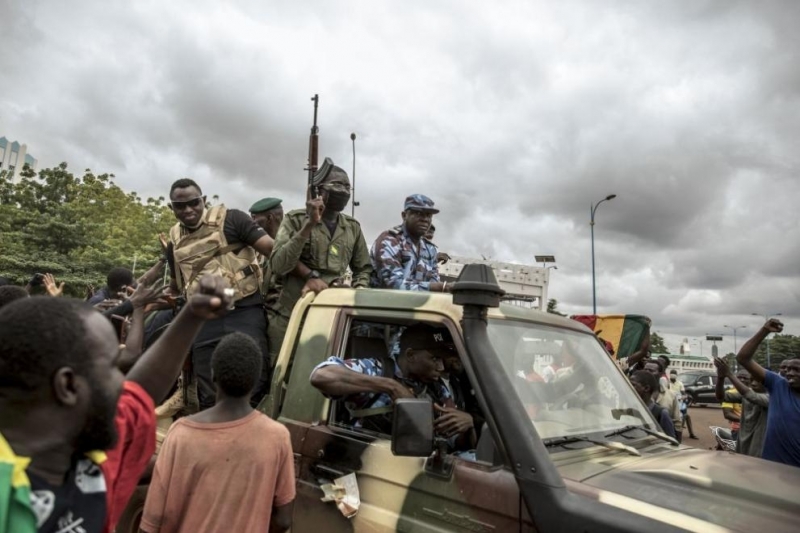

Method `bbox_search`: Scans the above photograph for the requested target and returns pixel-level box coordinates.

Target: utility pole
[723,325,747,371]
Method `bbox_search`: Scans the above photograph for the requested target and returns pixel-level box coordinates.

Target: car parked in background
[678,370,731,405]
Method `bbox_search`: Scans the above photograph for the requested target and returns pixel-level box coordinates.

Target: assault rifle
[306,94,320,198]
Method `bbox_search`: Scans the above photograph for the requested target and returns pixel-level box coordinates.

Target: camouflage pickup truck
[118,265,799,533]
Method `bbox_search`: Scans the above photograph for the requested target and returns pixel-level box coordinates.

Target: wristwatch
[306,270,321,280]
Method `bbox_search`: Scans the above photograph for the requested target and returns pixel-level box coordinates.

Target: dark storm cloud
[1,0,798,343]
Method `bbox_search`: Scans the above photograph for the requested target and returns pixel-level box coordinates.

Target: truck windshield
[487,318,657,441]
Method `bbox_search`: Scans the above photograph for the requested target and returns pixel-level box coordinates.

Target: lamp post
[350,133,360,218]
[752,312,782,370]
[723,325,747,370]
[590,194,617,315]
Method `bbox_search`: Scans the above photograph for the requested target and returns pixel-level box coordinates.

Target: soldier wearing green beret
[249,197,284,323]
[249,197,284,239]
[268,158,372,363]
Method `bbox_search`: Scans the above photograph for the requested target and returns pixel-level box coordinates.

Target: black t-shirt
[28,457,107,533]
[167,209,267,306]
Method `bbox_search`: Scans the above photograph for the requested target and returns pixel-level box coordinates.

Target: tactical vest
[169,205,262,302]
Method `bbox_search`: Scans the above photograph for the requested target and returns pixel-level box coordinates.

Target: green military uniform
[267,209,372,362]
[249,197,283,311]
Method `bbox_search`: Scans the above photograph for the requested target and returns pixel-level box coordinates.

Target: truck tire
[114,485,148,533]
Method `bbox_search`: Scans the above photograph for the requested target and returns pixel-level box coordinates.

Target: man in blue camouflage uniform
[370,195,451,292]
[310,324,475,450]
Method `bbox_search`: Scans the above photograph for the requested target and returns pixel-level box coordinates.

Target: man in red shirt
[0,275,233,533]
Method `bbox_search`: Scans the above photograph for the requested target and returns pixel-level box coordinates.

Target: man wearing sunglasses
[268,158,372,364]
[166,178,275,411]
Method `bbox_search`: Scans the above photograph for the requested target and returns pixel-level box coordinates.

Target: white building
[653,353,714,373]
[439,256,551,310]
[0,137,38,182]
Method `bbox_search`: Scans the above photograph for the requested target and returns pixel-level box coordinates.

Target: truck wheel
[114,485,148,533]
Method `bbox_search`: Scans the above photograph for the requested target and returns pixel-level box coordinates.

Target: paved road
[681,405,730,450]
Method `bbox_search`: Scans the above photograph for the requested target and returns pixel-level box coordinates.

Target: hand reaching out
[42,273,65,297]
[713,357,731,377]
[185,275,234,320]
[128,282,168,309]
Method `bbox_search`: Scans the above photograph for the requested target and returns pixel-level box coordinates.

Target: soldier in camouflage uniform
[370,194,451,292]
[268,158,372,364]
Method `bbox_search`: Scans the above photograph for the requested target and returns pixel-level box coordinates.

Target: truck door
[286,309,534,532]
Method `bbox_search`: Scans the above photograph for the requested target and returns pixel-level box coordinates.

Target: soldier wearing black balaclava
[268,158,372,364]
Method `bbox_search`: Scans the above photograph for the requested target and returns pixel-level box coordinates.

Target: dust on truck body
[120,265,800,533]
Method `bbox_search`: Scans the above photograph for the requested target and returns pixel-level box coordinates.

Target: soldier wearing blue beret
[369,194,450,292]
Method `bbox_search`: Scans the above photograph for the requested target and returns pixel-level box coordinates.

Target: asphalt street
[681,406,729,450]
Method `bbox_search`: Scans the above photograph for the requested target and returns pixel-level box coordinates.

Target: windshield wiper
[543,435,641,457]
[604,425,679,446]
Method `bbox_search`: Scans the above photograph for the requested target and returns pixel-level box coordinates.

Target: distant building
[0,137,38,182]
[439,256,551,310]
[653,353,714,373]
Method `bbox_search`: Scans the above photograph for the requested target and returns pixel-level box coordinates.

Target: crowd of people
[0,157,455,533]
[2,156,799,532]
[623,321,799,465]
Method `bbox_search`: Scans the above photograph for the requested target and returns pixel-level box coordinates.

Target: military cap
[249,197,282,214]
[404,194,439,214]
[400,324,454,353]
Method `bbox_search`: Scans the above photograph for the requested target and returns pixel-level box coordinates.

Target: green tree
[546,298,566,316]
[650,331,670,354]
[753,334,800,370]
[0,163,173,296]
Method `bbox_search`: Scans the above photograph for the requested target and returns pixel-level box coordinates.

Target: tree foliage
[650,331,670,354]
[753,334,800,370]
[0,163,173,296]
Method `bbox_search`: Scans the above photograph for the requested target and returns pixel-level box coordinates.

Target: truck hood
[565,447,800,532]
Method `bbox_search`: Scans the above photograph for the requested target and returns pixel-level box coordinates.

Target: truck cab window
[316,318,484,452]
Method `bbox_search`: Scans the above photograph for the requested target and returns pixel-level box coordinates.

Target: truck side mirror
[392,398,434,457]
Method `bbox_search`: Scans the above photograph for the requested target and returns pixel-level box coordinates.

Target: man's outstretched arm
[714,357,753,399]
[310,364,413,401]
[736,319,783,383]
[126,275,233,404]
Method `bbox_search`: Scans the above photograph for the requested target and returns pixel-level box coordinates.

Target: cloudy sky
[2,0,798,354]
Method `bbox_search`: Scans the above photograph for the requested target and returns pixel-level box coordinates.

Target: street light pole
[752,312,782,370]
[590,194,617,315]
[350,133,358,218]
[723,325,747,370]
